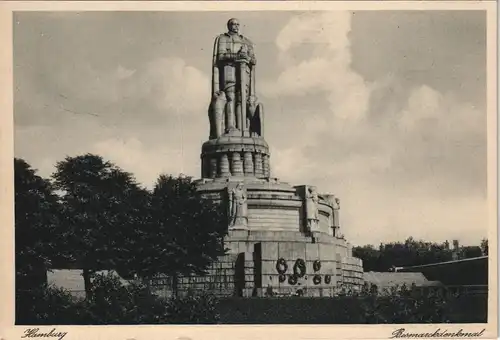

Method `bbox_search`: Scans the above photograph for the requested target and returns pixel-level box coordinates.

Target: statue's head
[248,95,257,104]
[227,18,240,34]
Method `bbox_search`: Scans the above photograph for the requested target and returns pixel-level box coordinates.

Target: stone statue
[322,194,337,236]
[208,90,227,139]
[211,18,264,137]
[305,186,320,232]
[228,182,248,229]
[247,95,264,137]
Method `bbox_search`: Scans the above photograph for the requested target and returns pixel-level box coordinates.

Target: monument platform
[193,176,364,297]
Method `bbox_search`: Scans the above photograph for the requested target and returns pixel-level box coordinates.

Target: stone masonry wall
[150,254,239,298]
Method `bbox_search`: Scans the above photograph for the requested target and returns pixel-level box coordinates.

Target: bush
[16,284,87,325]
[217,284,485,324]
[17,277,484,324]
[359,284,452,323]
[16,273,220,325]
[164,292,220,324]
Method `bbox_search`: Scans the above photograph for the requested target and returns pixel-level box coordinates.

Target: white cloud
[49,57,209,122]
[265,55,486,246]
[261,14,486,246]
[92,137,195,188]
[262,11,371,123]
[115,65,136,80]
[123,57,209,114]
[342,179,487,246]
[15,57,210,188]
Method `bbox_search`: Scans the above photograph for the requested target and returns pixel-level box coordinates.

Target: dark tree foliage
[353,237,485,272]
[15,283,86,325]
[15,158,68,290]
[461,246,483,259]
[144,175,229,294]
[52,154,149,297]
[49,154,228,297]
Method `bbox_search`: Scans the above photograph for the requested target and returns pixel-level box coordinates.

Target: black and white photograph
[0,1,497,339]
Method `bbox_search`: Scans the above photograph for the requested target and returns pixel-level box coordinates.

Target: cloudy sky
[14,10,487,246]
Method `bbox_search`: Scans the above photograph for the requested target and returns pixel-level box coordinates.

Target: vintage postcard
[0,1,497,340]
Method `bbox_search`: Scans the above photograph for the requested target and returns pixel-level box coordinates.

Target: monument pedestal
[192,177,364,297]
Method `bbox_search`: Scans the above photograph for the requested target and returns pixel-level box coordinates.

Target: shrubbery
[17,276,485,324]
[217,284,486,324]
[357,284,453,323]
[16,273,220,325]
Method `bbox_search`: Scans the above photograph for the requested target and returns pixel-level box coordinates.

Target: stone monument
[175,18,363,298]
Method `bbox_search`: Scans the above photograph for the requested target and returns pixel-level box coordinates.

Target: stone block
[261,260,278,275]
[261,241,279,260]
[227,229,249,239]
[277,242,294,260]
[262,274,278,286]
[305,243,320,260]
[322,261,336,275]
[225,241,240,254]
[318,243,336,261]
[292,242,306,260]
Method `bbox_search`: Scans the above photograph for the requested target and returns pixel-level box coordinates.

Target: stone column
[254,153,263,177]
[232,152,244,176]
[243,151,254,176]
[209,157,218,178]
[220,153,230,177]
[262,154,270,178]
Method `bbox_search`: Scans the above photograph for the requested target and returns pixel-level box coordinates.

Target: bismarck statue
[193,18,364,298]
[209,18,264,139]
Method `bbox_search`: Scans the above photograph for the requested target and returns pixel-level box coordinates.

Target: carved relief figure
[305,186,320,232]
[322,194,337,237]
[208,91,227,139]
[228,182,248,229]
[247,95,264,137]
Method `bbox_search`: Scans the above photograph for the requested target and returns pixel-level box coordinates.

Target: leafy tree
[52,154,148,297]
[461,246,483,259]
[354,237,487,272]
[352,245,380,272]
[15,158,67,291]
[140,174,229,296]
[15,283,86,325]
[354,237,454,271]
